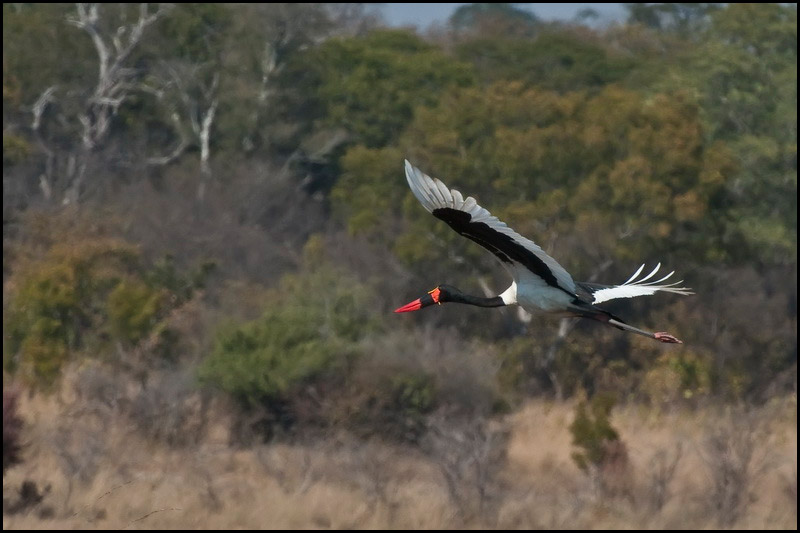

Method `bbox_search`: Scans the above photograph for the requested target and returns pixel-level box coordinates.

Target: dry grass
[3,375,797,529]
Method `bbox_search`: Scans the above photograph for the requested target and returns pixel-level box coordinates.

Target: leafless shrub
[255,443,320,495]
[313,434,404,526]
[422,413,509,527]
[256,432,402,527]
[317,325,501,444]
[2,480,51,516]
[70,357,209,448]
[700,407,769,527]
[321,231,415,307]
[349,439,401,522]
[784,464,797,518]
[365,325,501,416]
[642,443,683,513]
[71,362,128,415]
[598,438,634,500]
[114,158,326,287]
[51,417,107,494]
[127,368,210,447]
[3,387,24,473]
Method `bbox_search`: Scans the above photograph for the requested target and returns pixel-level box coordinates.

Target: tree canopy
[3,2,796,407]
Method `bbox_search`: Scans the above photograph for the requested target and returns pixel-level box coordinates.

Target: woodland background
[3,3,796,529]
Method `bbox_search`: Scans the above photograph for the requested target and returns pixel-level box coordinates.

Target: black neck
[449,291,506,308]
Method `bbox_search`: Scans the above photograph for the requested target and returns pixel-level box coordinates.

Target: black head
[393,284,467,313]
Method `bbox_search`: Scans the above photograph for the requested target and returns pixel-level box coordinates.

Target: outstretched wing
[578,263,694,305]
[404,160,576,296]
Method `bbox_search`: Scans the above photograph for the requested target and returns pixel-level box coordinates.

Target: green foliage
[200,313,347,406]
[2,4,94,101]
[332,145,405,236]
[643,351,712,404]
[335,82,733,276]
[2,2,795,406]
[4,234,206,387]
[198,256,376,410]
[5,240,140,385]
[456,32,640,91]
[569,393,622,472]
[286,29,475,148]
[335,368,438,442]
[625,3,720,35]
[144,255,216,305]
[665,4,797,265]
[2,134,32,166]
[107,280,165,344]
[156,3,232,63]
[382,371,437,441]
[494,338,529,402]
[392,372,436,418]
[450,3,540,37]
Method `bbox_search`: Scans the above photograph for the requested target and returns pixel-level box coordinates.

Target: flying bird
[395,161,693,343]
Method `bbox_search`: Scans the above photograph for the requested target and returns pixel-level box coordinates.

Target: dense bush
[198,245,378,423]
[333,364,439,443]
[283,28,475,148]
[569,393,623,473]
[4,239,141,384]
[4,234,210,387]
[107,280,166,344]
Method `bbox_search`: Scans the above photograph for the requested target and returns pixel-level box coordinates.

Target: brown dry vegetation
[3,366,796,530]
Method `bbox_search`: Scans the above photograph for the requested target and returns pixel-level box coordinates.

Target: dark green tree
[280,29,475,149]
[450,3,540,38]
[625,3,721,35]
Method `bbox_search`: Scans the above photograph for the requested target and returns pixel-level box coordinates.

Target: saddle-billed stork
[395,161,693,343]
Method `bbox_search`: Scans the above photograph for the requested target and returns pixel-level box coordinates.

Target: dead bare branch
[68,3,173,150]
[123,507,182,528]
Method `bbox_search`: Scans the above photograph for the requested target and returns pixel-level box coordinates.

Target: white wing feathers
[589,263,694,304]
[404,160,577,293]
[405,160,487,218]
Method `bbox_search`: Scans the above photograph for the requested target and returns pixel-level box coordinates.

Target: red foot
[654,332,683,344]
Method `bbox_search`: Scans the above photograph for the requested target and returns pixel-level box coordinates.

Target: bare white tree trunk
[258,42,279,105]
[49,3,172,204]
[69,3,171,151]
[153,63,220,200]
[30,86,57,200]
[196,75,218,201]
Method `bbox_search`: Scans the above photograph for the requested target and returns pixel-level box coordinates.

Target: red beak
[394,298,423,313]
[394,288,441,313]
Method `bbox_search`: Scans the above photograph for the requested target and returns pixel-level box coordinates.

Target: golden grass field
[3,375,797,530]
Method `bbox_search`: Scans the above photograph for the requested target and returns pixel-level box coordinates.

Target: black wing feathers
[433,207,569,294]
